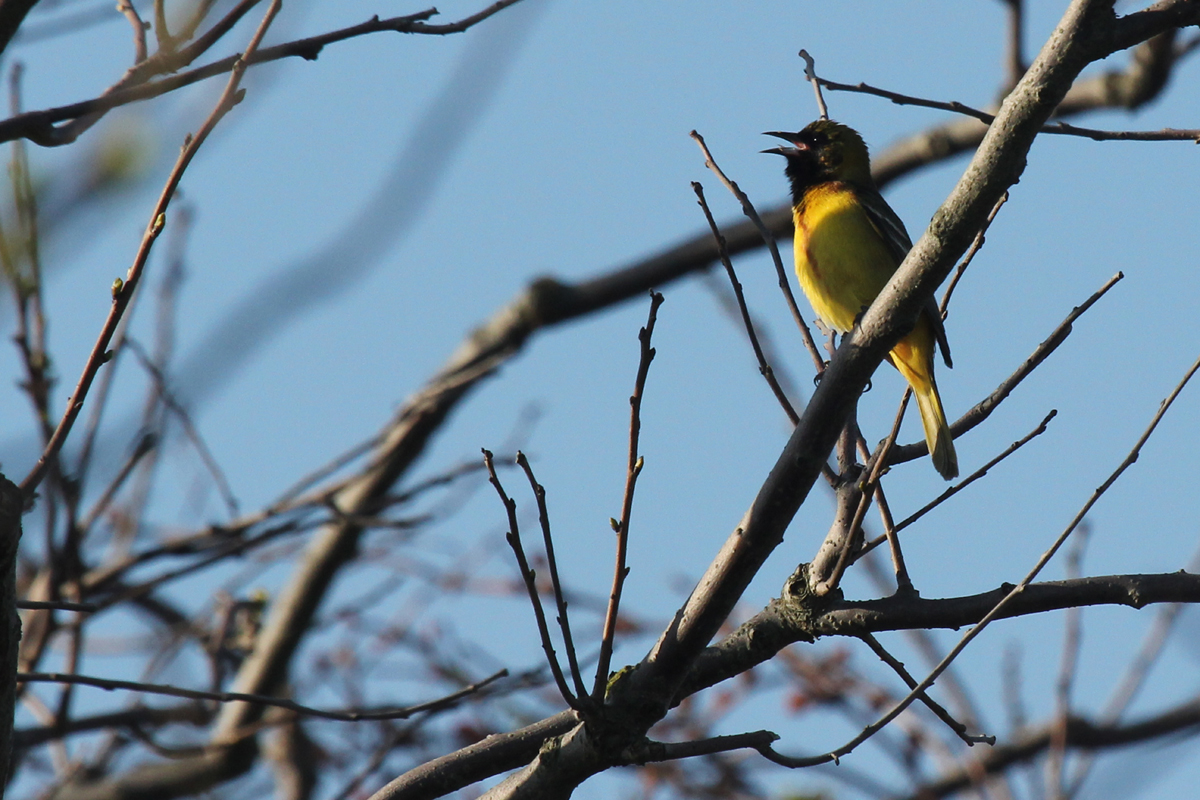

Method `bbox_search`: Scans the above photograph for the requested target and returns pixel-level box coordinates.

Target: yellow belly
[792,183,897,333]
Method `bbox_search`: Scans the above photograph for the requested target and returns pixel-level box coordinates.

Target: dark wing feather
[856,187,953,369]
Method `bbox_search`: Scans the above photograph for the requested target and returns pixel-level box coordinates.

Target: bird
[764,119,958,480]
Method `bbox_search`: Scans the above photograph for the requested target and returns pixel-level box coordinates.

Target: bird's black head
[763,119,871,201]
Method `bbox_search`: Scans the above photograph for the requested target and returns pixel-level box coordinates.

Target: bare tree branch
[20,0,283,496]
[893,695,1200,800]
[18,669,507,723]
[0,2,525,147]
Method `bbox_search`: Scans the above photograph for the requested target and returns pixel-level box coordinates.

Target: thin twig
[116,0,149,64]
[126,337,239,516]
[798,50,829,119]
[870,484,910,591]
[692,181,798,425]
[871,392,914,591]
[78,432,157,533]
[629,730,781,763]
[17,670,506,722]
[1047,524,1089,799]
[940,192,1009,315]
[272,434,383,509]
[700,272,805,417]
[73,203,192,486]
[1064,544,1200,796]
[1002,643,1028,734]
[516,452,591,708]
[857,551,985,737]
[17,601,96,613]
[8,64,53,451]
[815,394,912,597]
[594,291,662,700]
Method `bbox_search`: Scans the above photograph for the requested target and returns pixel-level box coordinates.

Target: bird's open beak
[761,131,805,156]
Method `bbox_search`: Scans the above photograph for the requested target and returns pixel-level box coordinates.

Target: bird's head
[763,119,873,194]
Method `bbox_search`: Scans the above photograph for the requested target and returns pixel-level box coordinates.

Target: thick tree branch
[0,474,21,788]
[369,712,579,800]
[1104,0,1200,55]
[681,571,1200,718]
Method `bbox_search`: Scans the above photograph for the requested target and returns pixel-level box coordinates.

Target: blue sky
[3,1,1199,798]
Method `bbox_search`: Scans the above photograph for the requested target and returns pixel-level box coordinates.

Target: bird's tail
[890,322,959,481]
[911,377,958,481]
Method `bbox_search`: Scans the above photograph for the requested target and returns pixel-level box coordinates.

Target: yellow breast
[792,184,899,333]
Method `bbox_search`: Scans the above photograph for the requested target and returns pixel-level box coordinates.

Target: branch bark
[0,474,22,789]
[374,569,1200,800]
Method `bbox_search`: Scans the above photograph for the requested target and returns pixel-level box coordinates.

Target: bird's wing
[857,187,953,369]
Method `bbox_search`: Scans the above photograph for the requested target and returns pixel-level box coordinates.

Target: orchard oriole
[765,120,958,480]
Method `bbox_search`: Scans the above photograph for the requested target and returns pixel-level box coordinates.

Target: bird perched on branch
[764,119,958,480]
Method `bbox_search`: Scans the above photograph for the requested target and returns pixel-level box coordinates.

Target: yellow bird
[764,120,958,480]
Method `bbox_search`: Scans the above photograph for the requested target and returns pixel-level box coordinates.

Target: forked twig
[483,450,584,712]
[516,452,590,706]
[859,632,994,746]
[814,393,913,597]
